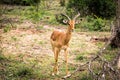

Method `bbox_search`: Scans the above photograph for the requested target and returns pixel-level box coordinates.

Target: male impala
[50,13,81,77]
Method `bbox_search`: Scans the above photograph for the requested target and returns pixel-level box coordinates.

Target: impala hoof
[52,73,55,76]
[52,71,59,76]
[63,74,71,78]
[56,71,59,75]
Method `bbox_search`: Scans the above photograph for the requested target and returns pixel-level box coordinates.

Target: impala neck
[65,26,73,44]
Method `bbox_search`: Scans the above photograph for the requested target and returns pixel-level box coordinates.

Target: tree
[110,0,120,48]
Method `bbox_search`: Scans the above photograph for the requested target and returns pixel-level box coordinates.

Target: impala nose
[71,29,74,32]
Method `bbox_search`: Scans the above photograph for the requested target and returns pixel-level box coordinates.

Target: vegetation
[1,0,41,6]
[67,0,116,18]
[80,16,111,31]
[0,0,120,80]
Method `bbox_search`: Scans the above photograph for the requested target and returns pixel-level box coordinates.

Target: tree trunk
[112,0,120,71]
[117,54,120,69]
[110,0,120,48]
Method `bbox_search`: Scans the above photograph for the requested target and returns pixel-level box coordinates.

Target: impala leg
[64,48,70,76]
[52,48,60,75]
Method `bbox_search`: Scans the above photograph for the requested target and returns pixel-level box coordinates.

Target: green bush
[81,16,106,31]
[2,0,41,6]
[67,0,116,18]
[92,17,105,31]
[24,7,46,21]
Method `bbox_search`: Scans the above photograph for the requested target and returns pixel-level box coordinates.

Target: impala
[50,13,81,77]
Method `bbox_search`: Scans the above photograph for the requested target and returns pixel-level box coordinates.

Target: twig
[7,18,14,28]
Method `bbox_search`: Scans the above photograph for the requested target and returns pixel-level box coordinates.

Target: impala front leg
[64,48,71,78]
[52,47,60,76]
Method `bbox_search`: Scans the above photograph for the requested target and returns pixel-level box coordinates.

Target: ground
[0,19,110,79]
[0,4,111,80]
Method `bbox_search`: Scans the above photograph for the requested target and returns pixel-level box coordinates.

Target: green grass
[76,55,84,61]
[3,25,11,33]
[0,53,7,61]
[75,52,88,62]
[4,63,35,80]
[35,25,44,30]
[11,36,18,41]
[2,5,56,27]
[0,54,52,80]
[102,46,119,61]
[0,2,117,80]
[96,42,104,48]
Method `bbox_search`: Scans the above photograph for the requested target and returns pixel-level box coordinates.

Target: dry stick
[93,56,117,80]
[7,18,14,28]
[62,27,117,79]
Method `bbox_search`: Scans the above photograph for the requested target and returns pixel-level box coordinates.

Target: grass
[3,5,58,26]
[75,52,90,63]
[11,36,18,41]
[3,25,11,33]
[4,62,34,79]
[0,27,116,80]
[95,42,104,48]
[0,53,54,80]
[76,55,84,61]
[35,25,44,30]
[102,46,119,61]
[0,53,7,61]
[0,2,117,80]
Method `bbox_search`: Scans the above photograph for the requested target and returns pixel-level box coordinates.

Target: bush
[92,17,105,31]
[2,0,41,6]
[24,6,46,21]
[67,0,116,18]
[81,16,107,31]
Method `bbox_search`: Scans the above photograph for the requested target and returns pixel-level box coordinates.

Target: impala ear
[63,19,68,24]
[75,18,82,24]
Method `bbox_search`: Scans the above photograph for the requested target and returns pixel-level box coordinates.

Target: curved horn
[61,13,71,20]
[73,13,80,20]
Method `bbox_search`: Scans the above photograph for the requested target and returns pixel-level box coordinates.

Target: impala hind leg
[52,48,60,76]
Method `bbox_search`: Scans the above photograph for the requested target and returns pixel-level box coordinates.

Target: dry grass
[0,4,111,79]
[0,21,110,79]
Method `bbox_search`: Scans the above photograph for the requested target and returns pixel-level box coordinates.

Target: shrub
[81,16,106,31]
[2,0,41,6]
[67,0,116,19]
[25,7,46,21]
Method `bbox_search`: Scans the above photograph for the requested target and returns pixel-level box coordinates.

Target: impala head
[68,20,75,32]
[62,13,81,32]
